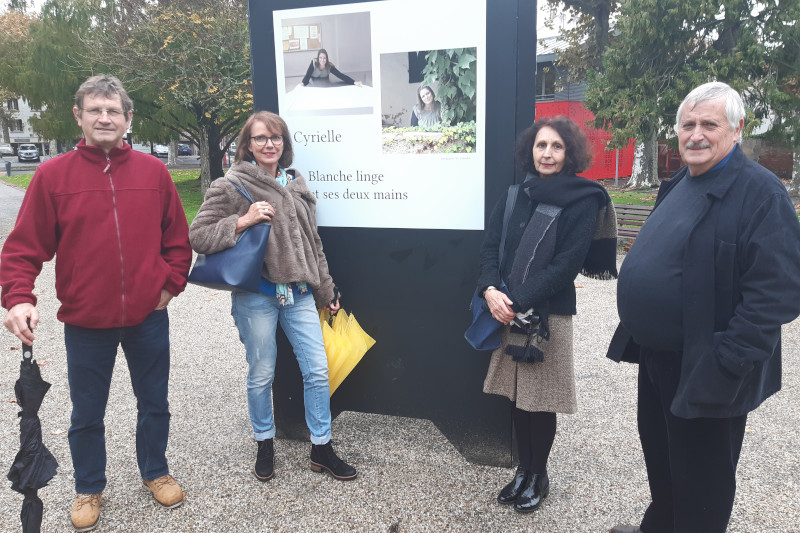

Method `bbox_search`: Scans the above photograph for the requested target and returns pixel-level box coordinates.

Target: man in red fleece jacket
[0,74,192,532]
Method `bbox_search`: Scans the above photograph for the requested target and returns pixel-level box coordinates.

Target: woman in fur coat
[189,111,356,483]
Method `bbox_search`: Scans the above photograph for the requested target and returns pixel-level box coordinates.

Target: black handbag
[464,184,519,351]
[188,177,270,292]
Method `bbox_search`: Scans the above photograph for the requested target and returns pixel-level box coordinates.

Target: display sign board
[272,0,486,230]
[249,0,537,465]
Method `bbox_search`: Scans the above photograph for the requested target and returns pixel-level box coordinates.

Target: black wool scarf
[522,172,619,280]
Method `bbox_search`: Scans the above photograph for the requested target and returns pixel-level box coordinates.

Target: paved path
[0,182,24,247]
[0,181,798,532]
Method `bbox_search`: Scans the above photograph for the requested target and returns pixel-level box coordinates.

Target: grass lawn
[606,188,658,206]
[6,172,794,221]
[1,173,34,190]
[4,173,659,215]
[602,180,800,221]
[170,170,204,224]
[3,170,206,224]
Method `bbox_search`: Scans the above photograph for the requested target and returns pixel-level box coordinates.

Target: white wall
[5,98,44,146]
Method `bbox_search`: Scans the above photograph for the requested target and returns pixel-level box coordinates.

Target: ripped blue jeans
[231,290,331,444]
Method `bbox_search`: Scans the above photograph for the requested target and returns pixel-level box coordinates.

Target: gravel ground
[1,185,798,532]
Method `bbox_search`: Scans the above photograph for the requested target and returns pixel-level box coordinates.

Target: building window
[7,98,19,111]
[407,51,427,84]
[536,61,557,101]
[11,119,24,132]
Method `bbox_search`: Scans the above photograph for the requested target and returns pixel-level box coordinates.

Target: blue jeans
[231,290,331,444]
[64,310,172,494]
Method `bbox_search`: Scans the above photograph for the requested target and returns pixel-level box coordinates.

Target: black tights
[512,406,557,474]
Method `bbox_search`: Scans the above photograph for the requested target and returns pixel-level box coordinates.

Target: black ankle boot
[310,442,357,480]
[254,438,274,481]
[514,472,549,513]
[498,466,531,504]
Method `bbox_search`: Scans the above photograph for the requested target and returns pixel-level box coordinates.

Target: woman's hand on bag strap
[236,201,274,233]
[327,286,341,313]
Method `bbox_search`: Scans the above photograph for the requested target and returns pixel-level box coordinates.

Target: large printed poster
[273,0,486,229]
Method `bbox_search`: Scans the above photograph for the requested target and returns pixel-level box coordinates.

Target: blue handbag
[464,184,519,351]
[465,281,512,351]
[188,177,270,292]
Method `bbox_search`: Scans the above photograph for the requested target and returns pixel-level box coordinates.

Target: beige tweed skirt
[483,314,576,414]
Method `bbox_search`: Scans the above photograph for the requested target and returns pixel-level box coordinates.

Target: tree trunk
[627,130,659,188]
[788,142,800,198]
[198,121,228,194]
[208,140,225,184]
[594,2,610,54]
[198,126,212,193]
[168,138,178,167]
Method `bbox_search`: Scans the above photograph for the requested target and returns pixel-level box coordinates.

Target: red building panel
[535,101,635,181]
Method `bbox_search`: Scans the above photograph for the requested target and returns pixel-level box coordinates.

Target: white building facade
[3,97,51,155]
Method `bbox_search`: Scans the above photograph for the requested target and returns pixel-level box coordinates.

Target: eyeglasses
[250,135,284,146]
[82,108,125,119]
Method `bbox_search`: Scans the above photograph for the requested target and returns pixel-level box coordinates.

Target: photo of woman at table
[301,49,363,87]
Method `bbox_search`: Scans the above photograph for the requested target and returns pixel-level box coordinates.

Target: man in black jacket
[608,82,800,533]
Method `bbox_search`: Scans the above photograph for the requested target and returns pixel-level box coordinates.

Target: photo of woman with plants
[380,48,477,155]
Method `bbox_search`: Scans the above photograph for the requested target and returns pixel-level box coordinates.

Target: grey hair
[74,74,134,116]
[674,81,745,142]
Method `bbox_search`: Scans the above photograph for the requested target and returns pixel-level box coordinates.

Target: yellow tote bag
[319,310,344,379]
[320,320,342,372]
[319,309,376,395]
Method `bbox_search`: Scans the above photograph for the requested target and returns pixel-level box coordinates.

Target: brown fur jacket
[189,161,335,308]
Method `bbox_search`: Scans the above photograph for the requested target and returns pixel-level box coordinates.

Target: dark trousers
[65,309,172,494]
[512,407,557,473]
[637,347,747,533]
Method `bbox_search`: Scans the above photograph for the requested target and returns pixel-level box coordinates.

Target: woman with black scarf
[476,116,618,513]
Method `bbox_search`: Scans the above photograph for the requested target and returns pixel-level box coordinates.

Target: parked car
[178,143,192,156]
[153,144,169,158]
[130,143,152,155]
[0,143,14,157]
[17,144,40,163]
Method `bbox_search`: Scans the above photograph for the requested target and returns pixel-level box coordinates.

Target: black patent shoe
[310,442,357,480]
[254,438,274,481]
[498,466,531,504]
[514,472,549,513]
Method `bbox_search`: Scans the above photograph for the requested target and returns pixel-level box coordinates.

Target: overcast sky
[537,0,573,39]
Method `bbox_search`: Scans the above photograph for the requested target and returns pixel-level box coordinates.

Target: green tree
[0,87,17,144]
[584,0,766,187]
[128,85,188,156]
[0,1,94,145]
[83,0,252,192]
[748,1,800,196]
[543,0,616,83]
[5,0,31,11]
[0,10,34,143]
[422,48,477,126]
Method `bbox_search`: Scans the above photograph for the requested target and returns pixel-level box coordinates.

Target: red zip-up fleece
[0,140,192,329]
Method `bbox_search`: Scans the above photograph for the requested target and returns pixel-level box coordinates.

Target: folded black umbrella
[7,342,58,533]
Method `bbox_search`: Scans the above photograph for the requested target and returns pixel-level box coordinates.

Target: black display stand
[248,0,537,466]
